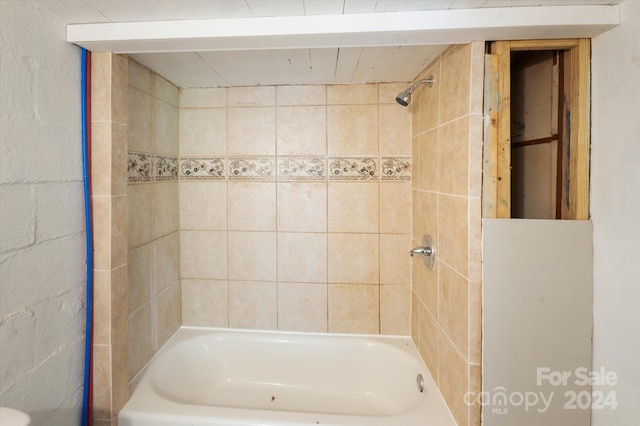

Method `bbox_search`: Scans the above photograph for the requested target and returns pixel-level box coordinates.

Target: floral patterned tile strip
[180,158,225,180]
[128,152,153,183]
[155,156,179,181]
[228,157,275,180]
[277,157,326,180]
[328,157,378,180]
[381,157,412,181]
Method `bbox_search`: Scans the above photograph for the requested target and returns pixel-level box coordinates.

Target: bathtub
[118,327,456,426]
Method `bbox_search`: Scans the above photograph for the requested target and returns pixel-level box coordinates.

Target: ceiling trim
[67,6,619,53]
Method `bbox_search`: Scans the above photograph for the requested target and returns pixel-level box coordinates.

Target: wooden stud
[483,53,500,218]
[569,39,591,220]
[494,41,512,219]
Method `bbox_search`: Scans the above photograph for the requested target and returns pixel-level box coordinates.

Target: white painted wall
[0,1,85,424]
[591,0,640,424]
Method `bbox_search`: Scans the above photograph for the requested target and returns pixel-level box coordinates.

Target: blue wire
[80,48,93,426]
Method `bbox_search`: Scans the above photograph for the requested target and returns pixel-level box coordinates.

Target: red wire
[86,50,93,425]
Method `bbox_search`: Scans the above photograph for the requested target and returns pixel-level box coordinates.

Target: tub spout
[410,247,432,257]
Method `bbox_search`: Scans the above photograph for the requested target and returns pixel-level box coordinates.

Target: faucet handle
[409,234,435,270]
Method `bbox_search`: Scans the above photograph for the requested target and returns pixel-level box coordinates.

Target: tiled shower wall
[126,60,181,381]
[410,43,484,426]
[178,84,413,334]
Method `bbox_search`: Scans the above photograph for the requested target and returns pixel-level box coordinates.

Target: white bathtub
[118,327,456,426]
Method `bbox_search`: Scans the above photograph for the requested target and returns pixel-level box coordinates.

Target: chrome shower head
[395,76,434,106]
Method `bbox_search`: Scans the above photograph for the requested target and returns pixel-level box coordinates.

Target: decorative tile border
[155,156,178,181]
[277,157,326,181]
[228,157,275,180]
[127,152,153,182]
[180,158,225,180]
[328,157,378,180]
[381,157,412,181]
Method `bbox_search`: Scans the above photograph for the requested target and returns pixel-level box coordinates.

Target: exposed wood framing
[483,39,591,220]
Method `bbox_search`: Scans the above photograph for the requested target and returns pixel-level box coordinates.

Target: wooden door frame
[483,39,591,220]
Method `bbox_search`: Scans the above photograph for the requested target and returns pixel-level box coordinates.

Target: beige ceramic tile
[468,114,484,198]
[439,262,469,357]
[379,182,411,234]
[438,194,468,277]
[110,265,128,345]
[328,182,379,233]
[469,42,486,115]
[380,285,411,335]
[128,243,152,314]
[90,122,113,198]
[438,116,469,196]
[411,189,437,244]
[155,282,181,348]
[111,195,127,268]
[277,182,327,232]
[179,181,227,230]
[418,302,439,382]
[111,123,127,197]
[328,233,379,284]
[154,231,180,294]
[379,83,409,105]
[180,87,227,108]
[128,59,151,93]
[277,106,327,155]
[94,197,115,270]
[411,100,420,138]
[180,230,228,280]
[179,108,227,157]
[111,335,129,413]
[328,284,379,334]
[92,420,117,426]
[379,104,412,156]
[152,182,179,239]
[229,281,277,329]
[417,61,441,133]
[111,54,128,125]
[380,234,411,285]
[127,303,153,380]
[91,52,112,123]
[92,270,112,345]
[414,129,438,192]
[411,290,420,343]
[127,87,152,153]
[468,196,482,282]
[327,105,378,156]
[112,333,129,414]
[469,363,482,426]
[277,283,328,332]
[127,184,153,249]
[181,279,229,327]
[153,74,179,107]
[227,107,276,156]
[469,280,482,364]
[277,233,327,283]
[153,100,179,156]
[438,331,469,426]
[417,254,439,319]
[440,44,471,124]
[276,85,326,106]
[92,343,112,419]
[227,182,276,231]
[327,84,378,105]
[228,86,275,106]
[228,231,276,282]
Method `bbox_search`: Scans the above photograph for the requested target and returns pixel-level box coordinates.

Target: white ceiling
[31,0,625,88]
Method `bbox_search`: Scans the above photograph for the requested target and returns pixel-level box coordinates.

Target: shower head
[395,76,434,106]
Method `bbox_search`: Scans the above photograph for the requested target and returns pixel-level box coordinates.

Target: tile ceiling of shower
[34,0,625,87]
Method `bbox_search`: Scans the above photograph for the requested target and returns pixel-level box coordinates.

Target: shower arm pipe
[81,48,93,426]
[405,77,434,95]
